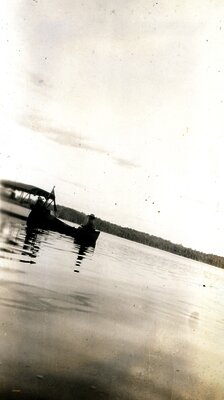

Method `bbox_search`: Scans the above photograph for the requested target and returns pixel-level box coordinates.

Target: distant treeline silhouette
[57,205,224,269]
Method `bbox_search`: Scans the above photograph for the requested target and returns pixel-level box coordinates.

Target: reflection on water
[0,215,224,400]
[20,227,42,262]
[74,242,95,272]
[0,218,45,264]
[0,215,95,271]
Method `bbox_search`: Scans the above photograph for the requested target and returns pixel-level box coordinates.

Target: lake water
[0,215,224,400]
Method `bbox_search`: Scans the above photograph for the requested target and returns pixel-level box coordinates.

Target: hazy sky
[1,1,224,255]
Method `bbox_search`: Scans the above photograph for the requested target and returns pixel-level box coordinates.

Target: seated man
[32,196,50,215]
[81,214,96,230]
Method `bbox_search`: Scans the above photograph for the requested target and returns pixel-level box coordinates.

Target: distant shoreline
[56,204,224,270]
[1,188,223,269]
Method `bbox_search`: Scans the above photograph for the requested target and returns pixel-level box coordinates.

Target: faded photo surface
[0,1,224,399]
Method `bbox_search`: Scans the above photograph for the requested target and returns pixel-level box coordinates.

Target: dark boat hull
[75,226,100,246]
[27,210,100,246]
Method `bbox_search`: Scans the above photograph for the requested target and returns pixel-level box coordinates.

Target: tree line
[57,204,224,269]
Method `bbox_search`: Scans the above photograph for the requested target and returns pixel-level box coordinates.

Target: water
[0,215,224,399]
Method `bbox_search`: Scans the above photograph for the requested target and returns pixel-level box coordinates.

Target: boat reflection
[20,227,42,261]
[0,215,96,270]
[0,216,45,264]
[74,241,95,273]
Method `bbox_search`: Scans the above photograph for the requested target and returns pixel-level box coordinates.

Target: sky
[1,0,224,256]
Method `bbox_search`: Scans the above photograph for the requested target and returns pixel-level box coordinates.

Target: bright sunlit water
[0,215,224,399]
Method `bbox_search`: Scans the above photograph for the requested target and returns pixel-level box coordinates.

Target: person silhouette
[81,214,96,229]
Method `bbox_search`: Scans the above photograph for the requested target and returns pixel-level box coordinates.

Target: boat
[75,225,100,245]
[0,180,100,246]
[27,207,100,246]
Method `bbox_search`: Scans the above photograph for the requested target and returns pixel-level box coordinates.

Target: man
[81,214,96,229]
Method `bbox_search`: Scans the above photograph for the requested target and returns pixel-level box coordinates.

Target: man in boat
[75,214,99,245]
[30,196,50,217]
[80,214,96,230]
